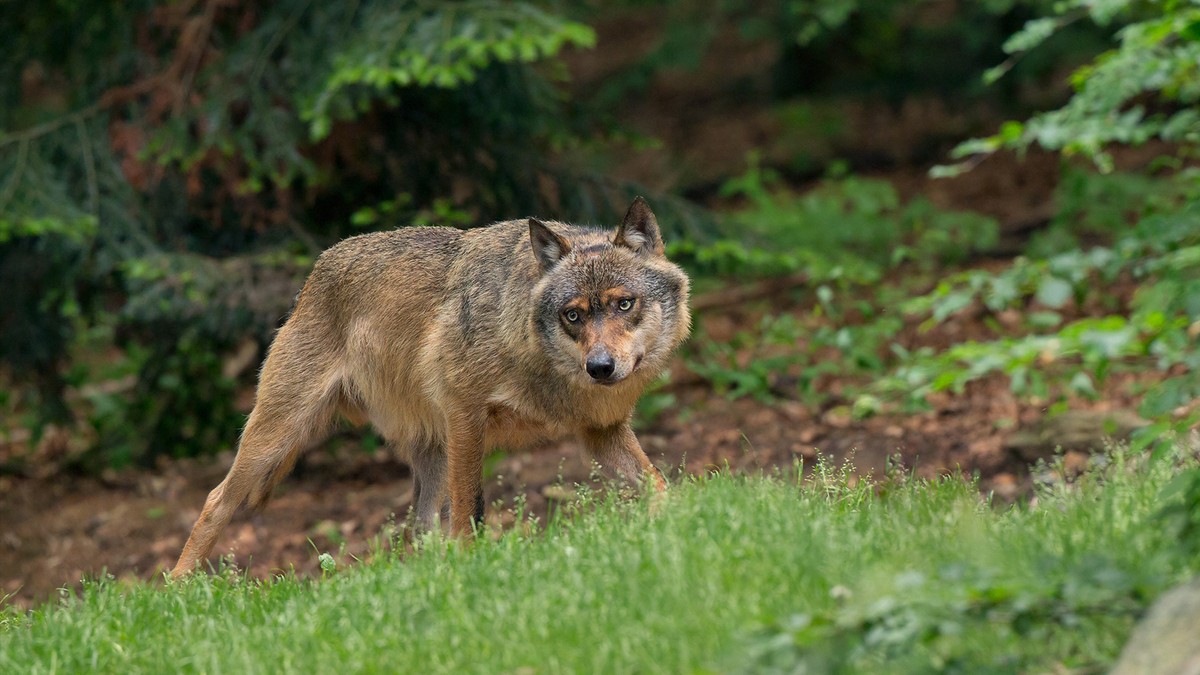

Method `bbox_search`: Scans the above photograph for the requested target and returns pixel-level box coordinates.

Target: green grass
[2,452,1197,674]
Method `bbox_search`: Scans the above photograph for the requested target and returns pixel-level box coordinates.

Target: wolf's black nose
[586,354,616,380]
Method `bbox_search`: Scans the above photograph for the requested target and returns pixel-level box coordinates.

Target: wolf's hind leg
[170,365,341,578]
[410,440,450,532]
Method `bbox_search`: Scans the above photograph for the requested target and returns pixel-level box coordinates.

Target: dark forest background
[1,0,1197,475]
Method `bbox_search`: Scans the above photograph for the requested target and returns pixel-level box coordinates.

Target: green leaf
[1002,17,1059,55]
[1069,371,1097,398]
[1035,276,1074,308]
[1140,375,1200,418]
[1181,19,1200,42]
[1028,311,1063,328]
[304,2,595,139]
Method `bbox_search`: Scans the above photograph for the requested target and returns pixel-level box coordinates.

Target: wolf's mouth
[588,355,644,386]
[591,370,623,386]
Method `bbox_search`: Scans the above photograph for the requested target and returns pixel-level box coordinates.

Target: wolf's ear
[529,218,572,272]
[614,196,664,256]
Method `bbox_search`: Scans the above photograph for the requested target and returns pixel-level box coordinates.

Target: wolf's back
[309,226,463,293]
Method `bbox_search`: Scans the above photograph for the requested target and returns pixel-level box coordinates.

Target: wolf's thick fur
[171,198,690,577]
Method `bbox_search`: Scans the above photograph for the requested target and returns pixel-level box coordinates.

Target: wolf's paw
[647,483,669,518]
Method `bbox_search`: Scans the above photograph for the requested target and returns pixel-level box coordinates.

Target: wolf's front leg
[581,422,667,491]
[446,412,486,537]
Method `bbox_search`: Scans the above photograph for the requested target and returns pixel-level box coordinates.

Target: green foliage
[890,174,1200,424]
[0,0,661,466]
[577,0,1110,166]
[878,315,1159,410]
[632,372,677,430]
[742,564,1143,672]
[681,159,999,404]
[1156,466,1200,557]
[0,221,98,425]
[306,2,596,139]
[1026,164,1194,257]
[2,450,1196,672]
[738,449,1196,673]
[674,156,998,283]
[688,314,813,402]
[2,0,1194,472]
[131,1,597,199]
[686,163,1199,445]
[764,0,1095,103]
[947,0,1200,172]
[688,310,902,405]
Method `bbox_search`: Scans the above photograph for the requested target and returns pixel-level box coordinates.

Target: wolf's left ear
[614,196,664,256]
[529,218,572,272]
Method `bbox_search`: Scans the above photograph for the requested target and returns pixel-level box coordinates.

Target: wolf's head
[530,197,691,388]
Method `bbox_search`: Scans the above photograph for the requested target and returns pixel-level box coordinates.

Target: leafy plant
[633,372,677,430]
[680,158,1004,404]
[685,159,1199,452]
[688,314,810,402]
[1156,466,1200,557]
[886,172,1200,427]
[673,156,998,285]
[687,296,905,405]
[943,0,1200,173]
[304,2,596,138]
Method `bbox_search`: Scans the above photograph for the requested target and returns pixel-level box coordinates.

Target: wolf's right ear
[614,196,665,256]
[529,218,572,272]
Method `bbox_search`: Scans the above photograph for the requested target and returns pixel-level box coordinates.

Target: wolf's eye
[564,309,581,323]
[617,298,634,312]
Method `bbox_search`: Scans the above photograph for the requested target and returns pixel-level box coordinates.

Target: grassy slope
[1,453,1196,674]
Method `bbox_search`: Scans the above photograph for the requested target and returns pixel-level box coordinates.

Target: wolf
[171,197,690,577]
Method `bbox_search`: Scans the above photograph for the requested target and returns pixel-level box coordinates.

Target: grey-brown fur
[171,197,690,577]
